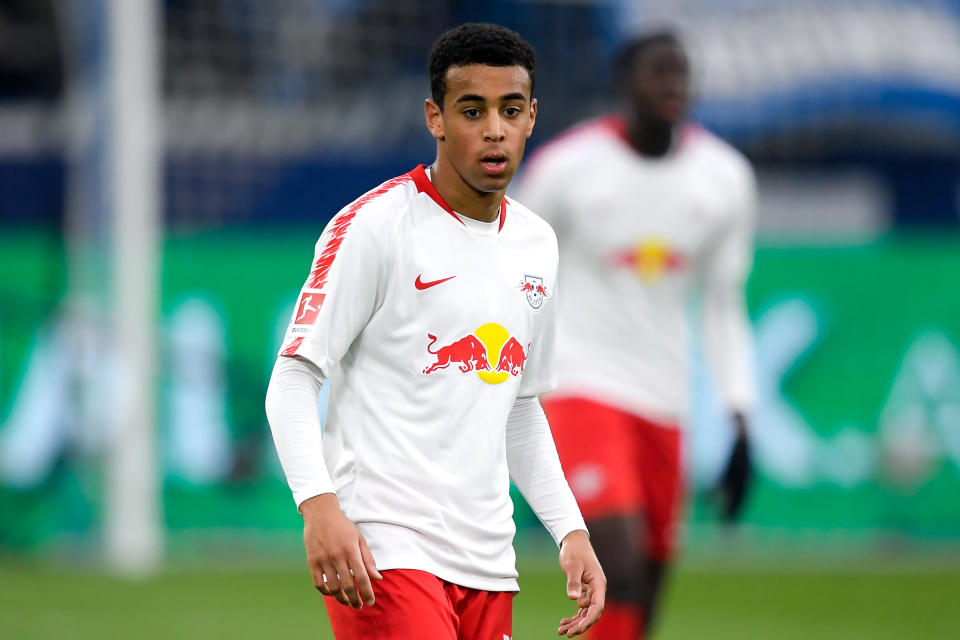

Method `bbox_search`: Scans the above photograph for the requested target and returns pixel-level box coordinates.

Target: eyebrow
[453,92,529,105]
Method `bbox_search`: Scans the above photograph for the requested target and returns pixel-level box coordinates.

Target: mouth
[480,153,508,176]
[660,95,686,119]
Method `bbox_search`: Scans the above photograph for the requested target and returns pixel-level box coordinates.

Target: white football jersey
[515,116,757,423]
[276,165,582,591]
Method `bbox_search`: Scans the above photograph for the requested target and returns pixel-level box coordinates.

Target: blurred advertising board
[1,228,958,551]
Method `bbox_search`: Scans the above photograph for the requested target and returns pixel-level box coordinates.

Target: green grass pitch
[1,558,957,639]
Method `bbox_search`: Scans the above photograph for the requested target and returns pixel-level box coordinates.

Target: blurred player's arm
[701,160,758,522]
[265,208,389,608]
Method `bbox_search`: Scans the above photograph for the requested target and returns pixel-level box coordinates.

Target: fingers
[305,528,380,609]
[312,560,358,608]
[360,536,383,582]
[331,558,365,609]
[347,552,376,607]
[557,604,602,637]
[565,567,583,601]
[558,569,606,637]
[310,565,331,596]
[557,608,587,636]
[570,575,605,636]
[313,563,350,607]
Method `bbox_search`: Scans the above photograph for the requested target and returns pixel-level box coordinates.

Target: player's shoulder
[525,115,625,173]
[339,171,420,225]
[505,197,559,248]
[317,170,420,246]
[682,123,754,181]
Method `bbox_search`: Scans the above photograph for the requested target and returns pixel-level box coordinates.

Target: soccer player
[265,23,605,640]
[514,30,757,639]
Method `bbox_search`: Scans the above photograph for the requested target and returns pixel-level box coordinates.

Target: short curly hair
[428,23,536,110]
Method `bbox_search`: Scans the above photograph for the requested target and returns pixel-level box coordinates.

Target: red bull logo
[422,322,528,384]
[423,334,490,374]
[495,337,527,376]
[519,275,550,310]
[609,237,687,281]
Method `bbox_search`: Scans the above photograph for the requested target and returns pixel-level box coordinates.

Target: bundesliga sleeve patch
[293,291,324,325]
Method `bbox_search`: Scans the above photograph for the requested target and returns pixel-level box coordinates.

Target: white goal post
[104,0,163,574]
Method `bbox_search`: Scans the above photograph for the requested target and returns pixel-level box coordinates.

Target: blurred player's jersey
[278,165,571,591]
[515,116,757,424]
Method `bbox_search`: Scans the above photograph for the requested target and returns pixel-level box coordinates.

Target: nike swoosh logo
[415,274,456,290]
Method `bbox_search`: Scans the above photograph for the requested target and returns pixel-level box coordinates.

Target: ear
[525,97,538,139]
[425,99,445,141]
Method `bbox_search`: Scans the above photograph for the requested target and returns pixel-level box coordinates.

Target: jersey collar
[409,164,507,233]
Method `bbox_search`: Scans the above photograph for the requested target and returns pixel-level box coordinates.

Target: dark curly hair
[428,23,536,110]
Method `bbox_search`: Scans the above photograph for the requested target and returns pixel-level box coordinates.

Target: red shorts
[544,396,684,562]
[324,569,514,640]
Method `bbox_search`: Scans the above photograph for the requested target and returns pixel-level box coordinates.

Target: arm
[265,357,381,608]
[701,161,758,521]
[506,396,606,637]
[265,204,391,608]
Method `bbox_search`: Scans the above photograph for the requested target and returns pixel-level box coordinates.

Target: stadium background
[1,0,959,637]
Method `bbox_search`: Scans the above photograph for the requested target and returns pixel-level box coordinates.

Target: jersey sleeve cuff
[548,515,589,548]
[292,481,336,513]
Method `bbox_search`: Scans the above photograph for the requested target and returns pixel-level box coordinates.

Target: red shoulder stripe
[306,173,412,290]
[280,337,305,357]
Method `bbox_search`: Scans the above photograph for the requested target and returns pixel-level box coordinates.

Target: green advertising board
[1,228,959,551]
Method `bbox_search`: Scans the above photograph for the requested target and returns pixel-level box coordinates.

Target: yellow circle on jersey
[635,238,671,280]
[474,322,510,385]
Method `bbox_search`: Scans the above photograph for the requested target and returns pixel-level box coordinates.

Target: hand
[556,530,606,637]
[715,412,752,523]
[300,493,383,609]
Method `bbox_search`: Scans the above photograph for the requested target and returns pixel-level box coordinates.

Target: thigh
[543,396,645,520]
[633,417,684,562]
[325,569,457,640]
[446,584,514,640]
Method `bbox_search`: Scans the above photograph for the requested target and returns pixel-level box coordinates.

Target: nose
[484,112,505,142]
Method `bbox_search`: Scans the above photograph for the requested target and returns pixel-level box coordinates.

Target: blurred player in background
[515,30,757,639]
[265,23,605,640]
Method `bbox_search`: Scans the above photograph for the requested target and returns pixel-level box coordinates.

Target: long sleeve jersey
[514,116,757,424]
[266,165,585,591]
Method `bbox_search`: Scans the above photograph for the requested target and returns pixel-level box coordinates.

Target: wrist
[298,492,340,519]
[560,529,589,549]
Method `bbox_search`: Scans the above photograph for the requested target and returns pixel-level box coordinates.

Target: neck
[626,116,676,158]
[429,152,503,223]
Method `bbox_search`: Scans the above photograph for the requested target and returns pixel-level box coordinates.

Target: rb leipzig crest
[519,275,549,310]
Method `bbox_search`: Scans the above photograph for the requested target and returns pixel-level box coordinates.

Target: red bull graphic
[422,334,491,374]
[495,337,528,376]
[519,275,550,310]
[422,323,528,384]
[609,237,687,281]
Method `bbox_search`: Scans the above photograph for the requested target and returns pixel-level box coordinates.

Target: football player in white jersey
[265,23,605,640]
[515,30,757,639]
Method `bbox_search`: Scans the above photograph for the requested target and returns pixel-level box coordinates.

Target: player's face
[426,64,537,194]
[626,42,689,125]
